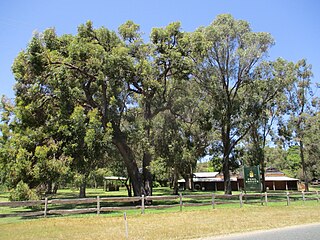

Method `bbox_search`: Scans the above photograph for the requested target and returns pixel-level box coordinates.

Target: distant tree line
[0,14,319,200]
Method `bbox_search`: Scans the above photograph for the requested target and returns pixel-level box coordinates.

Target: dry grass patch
[1,204,320,240]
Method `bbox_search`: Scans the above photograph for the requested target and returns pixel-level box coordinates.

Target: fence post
[264,192,268,206]
[212,193,215,209]
[286,192,290,206]
[44,197,48,217]
[141,195,145,214]
[179,193,183,212]
[97,196,100,215]
[124,212,128,240]
[317,191,319,203]
[239,192,243,208]
[302,191,305,203]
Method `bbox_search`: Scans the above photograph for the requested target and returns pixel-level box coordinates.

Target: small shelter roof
[193,172,219,178]
[265,176,299,181]
[104,176,127,181]
[178,172,237,183]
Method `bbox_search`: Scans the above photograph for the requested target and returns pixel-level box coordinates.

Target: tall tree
[189,14,274,194]
[0,96,15,186]
[153,81,211,194]
[11,25,124,197]
[10,20,191,197]
[118,21,191,196]
[242,58,295,191]
[304,110,320,180]
[283,59,314,191]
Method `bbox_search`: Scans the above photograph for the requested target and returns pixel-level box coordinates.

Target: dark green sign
[244,165,261,192]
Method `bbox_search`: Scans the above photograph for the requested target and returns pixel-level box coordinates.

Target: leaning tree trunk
[125,178,132,197]
[113,125,144,197]
[114,139,144,196]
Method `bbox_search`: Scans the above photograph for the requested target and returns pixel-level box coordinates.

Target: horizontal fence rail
[0,191,318,218]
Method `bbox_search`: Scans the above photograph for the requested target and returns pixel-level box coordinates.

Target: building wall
[179,178,298,192]
[265,181,298,191]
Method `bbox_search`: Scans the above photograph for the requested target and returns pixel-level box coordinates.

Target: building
[178,172,240,191]
[178,168,299,191]
[103,176,127,191]
[264,167,299,191]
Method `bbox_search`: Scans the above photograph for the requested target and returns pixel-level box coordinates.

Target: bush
[152,181,161,188]
[9,181,39,201]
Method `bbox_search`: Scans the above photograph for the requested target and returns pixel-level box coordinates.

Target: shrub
[9,181,39,201]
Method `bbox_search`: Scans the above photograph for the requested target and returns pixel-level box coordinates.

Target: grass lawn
[0,202,320,240]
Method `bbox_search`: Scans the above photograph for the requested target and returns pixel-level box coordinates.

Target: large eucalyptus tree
[283,59,314,191]
[189,14,280,194]
[9,20,191,197]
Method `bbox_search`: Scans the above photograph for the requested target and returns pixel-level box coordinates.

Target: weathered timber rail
[0,191,318,218]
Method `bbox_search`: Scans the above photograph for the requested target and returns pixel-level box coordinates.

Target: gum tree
[190,14,276,194]
[10,20,191,197]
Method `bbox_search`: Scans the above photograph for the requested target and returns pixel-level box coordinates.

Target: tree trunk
[260,161,266,192]
[125,178,132,197]
[172,167,179,195]
[222,124,232,195]
[223,157,232,194]
[53,182,58,194]
[113,125,144,197]
[46,180,53,194]
[189,165,194,191]
[261,125,267,193]
[114,139,143,196]
[299,139,309,191]
[143,101,153,197]
[102,80,143,197]
[182,175,190,190]
[143,152,153,197]
[79,177,87,198]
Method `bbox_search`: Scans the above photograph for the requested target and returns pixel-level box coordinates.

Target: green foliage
[1,14,318,198]
[189,14,277,193]
[9,181,38,201]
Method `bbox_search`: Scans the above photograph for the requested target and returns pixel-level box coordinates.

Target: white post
[44,197,48,217]
[97,196,100,215]
[239,192,243,208]
[264,192,268,206]
[286,192,290,206]
[179,193,183,212]
[124,212,128,240]
[141,195,145,214]
[212,193,215,209]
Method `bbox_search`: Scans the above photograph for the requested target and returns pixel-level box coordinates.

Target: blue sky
[1,0,319,99]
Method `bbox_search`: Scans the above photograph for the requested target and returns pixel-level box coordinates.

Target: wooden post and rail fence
[0,191,319,218]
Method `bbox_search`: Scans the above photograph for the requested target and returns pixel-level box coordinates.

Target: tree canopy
[0,14,319,198]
